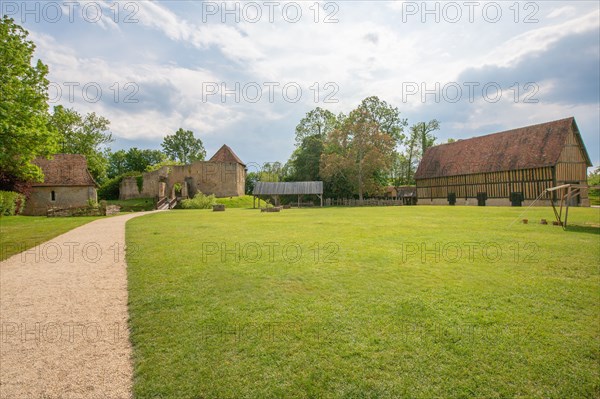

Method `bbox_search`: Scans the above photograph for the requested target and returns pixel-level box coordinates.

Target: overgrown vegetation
[180,192,217,209]
[127,207,599,398]
[136,176,144,193]
[0,190,26,216]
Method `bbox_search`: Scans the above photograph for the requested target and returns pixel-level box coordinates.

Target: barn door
[477,192,487,206]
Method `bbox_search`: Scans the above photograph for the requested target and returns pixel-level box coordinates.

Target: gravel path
[0,212,156,399]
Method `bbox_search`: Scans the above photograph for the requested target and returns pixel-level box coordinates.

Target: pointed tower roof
[209,144,245,166]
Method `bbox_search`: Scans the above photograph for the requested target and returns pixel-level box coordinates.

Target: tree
[357,96,407,143]
[258,162,287,182]
[0,16,57,183]
[161,128,206,164]
[106,148,167,178]
[124,148,166,173]
[588,166,600,202]
[49,105,113,182]
[294,107,339,145]
[321,108,396,200]
[413,119,440,155]
[107,149,127,178]
[393,119,441,185]
[402,127,420,184]
[286,135,325,182]
[245,171,259,195]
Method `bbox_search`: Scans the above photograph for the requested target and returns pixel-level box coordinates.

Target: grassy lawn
[126,206,599,399]
[214,195,255,208]
[106,197,156,212]
[0,215,102,261]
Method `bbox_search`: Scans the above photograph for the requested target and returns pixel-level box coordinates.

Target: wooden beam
[547,183,572,192]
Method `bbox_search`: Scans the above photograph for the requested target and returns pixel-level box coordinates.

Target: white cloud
[480,9,599,68]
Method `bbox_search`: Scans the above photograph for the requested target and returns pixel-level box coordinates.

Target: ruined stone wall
[119,162,245,200]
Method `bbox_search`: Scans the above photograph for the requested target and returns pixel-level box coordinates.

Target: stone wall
[119,161,245,200]
[23,186,97,216]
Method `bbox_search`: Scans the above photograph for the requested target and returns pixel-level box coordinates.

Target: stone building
[23,154,98,215]
[415,117,592,206]
[119,144,246,200]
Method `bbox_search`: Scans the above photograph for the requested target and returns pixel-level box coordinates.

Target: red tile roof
[32,154,97,187]
[415,117,591,179]
[209,144,245,165]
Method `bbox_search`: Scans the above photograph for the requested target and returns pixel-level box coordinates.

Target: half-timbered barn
[415,117,592,207]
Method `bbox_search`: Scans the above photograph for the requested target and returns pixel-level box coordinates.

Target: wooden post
[564,185,572,228]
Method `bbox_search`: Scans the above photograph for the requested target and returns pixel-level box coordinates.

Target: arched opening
[170,182,189,200]
[51,190,56,201]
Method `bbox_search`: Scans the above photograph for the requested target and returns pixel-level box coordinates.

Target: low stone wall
[47,204,121,217]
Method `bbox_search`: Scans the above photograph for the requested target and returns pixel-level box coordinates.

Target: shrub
[0,190,26,216]
[180,192,217,209]
[98,175,123,200]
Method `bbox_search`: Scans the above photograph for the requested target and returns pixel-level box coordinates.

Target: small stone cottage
[23,154,98,215]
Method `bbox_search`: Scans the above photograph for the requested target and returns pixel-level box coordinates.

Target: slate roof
[253,181,323,195]
[209,144,245,166]
[415,117,591,179]
[32,154,97,187]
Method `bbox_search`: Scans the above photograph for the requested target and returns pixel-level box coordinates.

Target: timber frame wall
[416,166,557,201]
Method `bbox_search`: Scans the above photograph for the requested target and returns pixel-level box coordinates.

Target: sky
[5,0,599,168]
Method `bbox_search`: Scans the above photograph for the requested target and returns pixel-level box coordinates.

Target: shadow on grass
[565,224,600,235]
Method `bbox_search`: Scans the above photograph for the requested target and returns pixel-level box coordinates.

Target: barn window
[51,191,56,201]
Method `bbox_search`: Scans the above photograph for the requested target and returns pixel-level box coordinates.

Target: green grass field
[214,195,255,208]
[126,206,599,398]
[0,215,102,261]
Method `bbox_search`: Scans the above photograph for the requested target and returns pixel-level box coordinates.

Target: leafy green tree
[392,119,441,185]
[286,135,325,182]
[107,149,127,178]
[588,166,600,201]
[413,119,440,155]
[145,159,183,172]
[124,148,166,173]
[245,171,259,195]
[49,105,113,182]
[357,96,407,143]
[161,128,206,164]
[403,127,420,184]
[0,16,57,182]
[294,107,339,145]
[321,108,397,200]
[258,162,287,182]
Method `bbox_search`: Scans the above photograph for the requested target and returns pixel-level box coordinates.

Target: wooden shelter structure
[252,181,323,208]
[415,117,592,206]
